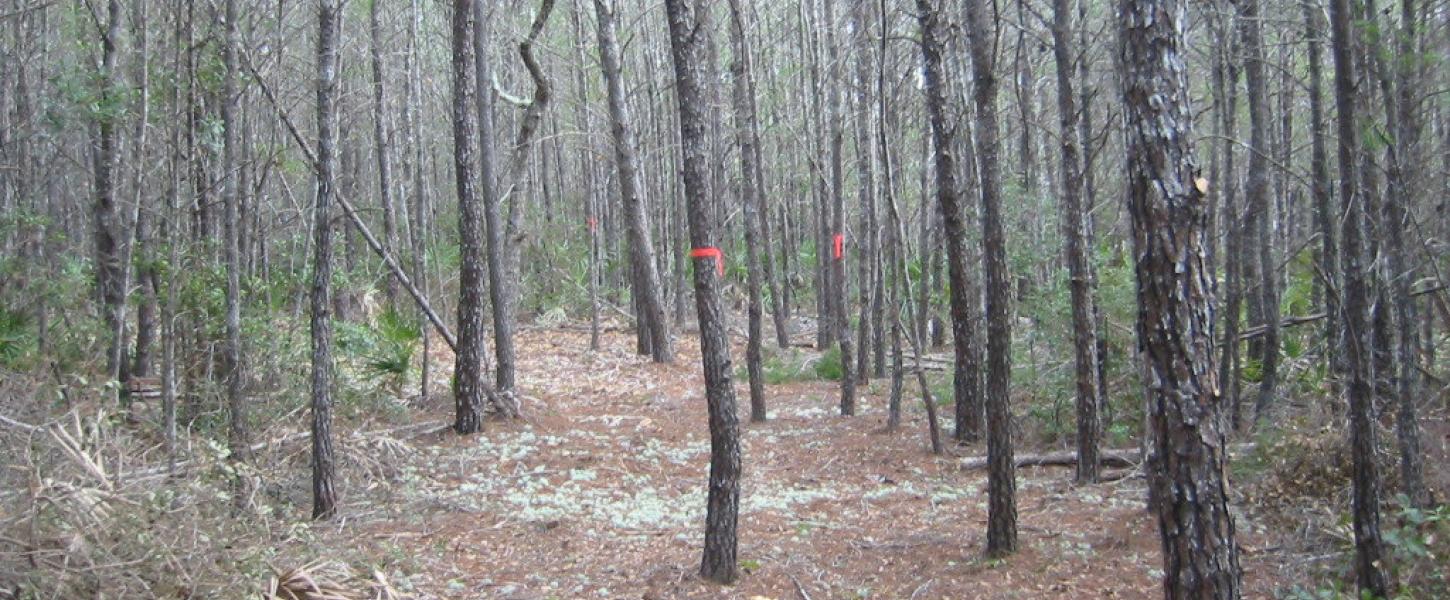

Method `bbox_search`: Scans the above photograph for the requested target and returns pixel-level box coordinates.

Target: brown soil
[336,326,1304,599]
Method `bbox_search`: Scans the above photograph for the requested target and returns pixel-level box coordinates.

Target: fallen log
[960,448,1138,471]
[959,443,1255,471]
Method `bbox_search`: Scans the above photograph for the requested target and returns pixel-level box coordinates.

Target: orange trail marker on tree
[832,233,844,260]
[690,247,725,276]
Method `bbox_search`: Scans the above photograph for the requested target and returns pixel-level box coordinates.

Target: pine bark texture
[1051,0,1100,484]
[453,0,487,435]
[1327,0,1390,591]
[310,0,340,520]
[664,0,742,584]
[964,0,1017,557]
[916,0,981,444]
[1118,0,1243,595]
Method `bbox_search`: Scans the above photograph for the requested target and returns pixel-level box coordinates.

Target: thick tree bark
[310,0,339,520]
[593,0,673,364]
[1051,0,1100,485]
[964,0,1017,557]
[727,0,766,422]
[1118,0,1243,596]
[1328,0,1390,592]
[663,0,742,584]
[916,0,980,443]
[453,0,488,435]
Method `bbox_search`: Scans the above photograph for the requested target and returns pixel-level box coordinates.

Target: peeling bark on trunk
[1118,0,1243,595]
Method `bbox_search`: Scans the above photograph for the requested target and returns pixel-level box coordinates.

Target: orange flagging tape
[689,247,725,276]
[832,233,844,260]
[587,217,598,231]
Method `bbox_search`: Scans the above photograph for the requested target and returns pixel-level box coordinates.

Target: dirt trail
[345,327,1285,599]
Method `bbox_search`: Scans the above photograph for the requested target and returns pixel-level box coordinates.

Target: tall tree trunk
[964,0,1017,557]
[453,0,488,434]
[1237,0,1280,428]
[822,0,856,415]
[1212,7,1245,428]
[593,0,673,363]
[93,0,126,386]
[1328,0,1390,592]
[405,0,429,401]
[310,0,340,520]
[850,0,876,387]
[1119,0,1243,595]
[370,0,400,308]
[916,0,981,443]
[1387,0,1428,509]
[1051,0,1100,484]
[220,0,248,465]
[727,0,766,422]
[130,0,155,380]
[1304,0,1339,389]
[663,0,742,584]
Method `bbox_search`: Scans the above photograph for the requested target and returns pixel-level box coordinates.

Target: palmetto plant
[0,307,33,368]
[362,307,421,396]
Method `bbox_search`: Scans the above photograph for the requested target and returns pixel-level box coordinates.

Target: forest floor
[313,325,1356,599]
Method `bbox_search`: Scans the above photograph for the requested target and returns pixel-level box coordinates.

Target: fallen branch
[960,443,1256,471]
[960,448,1139,471]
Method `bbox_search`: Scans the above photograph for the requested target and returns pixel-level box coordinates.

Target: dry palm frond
[263,561,362,600]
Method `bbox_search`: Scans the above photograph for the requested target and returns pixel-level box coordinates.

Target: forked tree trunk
[663,0,742,584]
[1118,0,1242,595]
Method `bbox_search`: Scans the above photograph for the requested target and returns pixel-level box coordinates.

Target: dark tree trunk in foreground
[452,0,487,435]
[727,0,766,422]
[916,0,980,443]
[593,0,673,363]
[1051,0,1099,485]
[310,0,340,520]
[664,0,742,584]
[1328,0,1390,592]
[1118,0,1242,596]
[964,0,1017,557]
